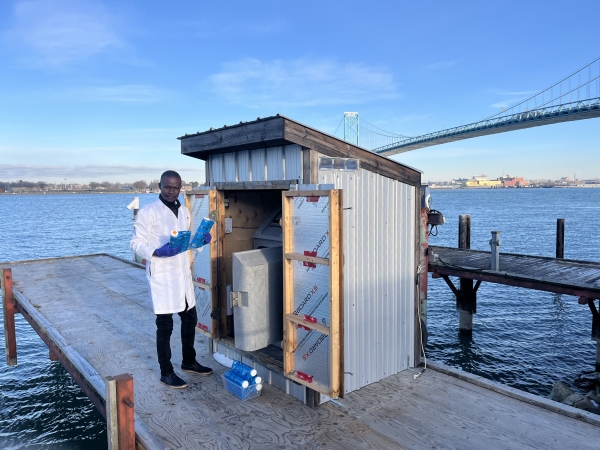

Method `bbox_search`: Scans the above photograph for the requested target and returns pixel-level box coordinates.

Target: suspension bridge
[337,57,600,156]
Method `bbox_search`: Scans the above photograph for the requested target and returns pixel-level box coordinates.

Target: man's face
[159,176,182,203]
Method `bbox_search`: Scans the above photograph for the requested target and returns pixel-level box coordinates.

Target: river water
[1,189,599,448]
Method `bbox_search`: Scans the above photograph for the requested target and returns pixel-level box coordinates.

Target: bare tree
[89,182,100,190]
[148,179,159,191]
[132,180,147,191]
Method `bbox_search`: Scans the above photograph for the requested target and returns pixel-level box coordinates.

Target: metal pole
[490,231,501,271]
[556,219,565,259]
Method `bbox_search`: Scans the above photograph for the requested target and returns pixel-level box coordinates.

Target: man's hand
[203,233,212,246]
[155,242,181,257]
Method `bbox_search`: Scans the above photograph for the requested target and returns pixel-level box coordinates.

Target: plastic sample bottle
[231,360,257,378]
[223,370,249,388]
[169,230,191,252]
[190,218,215,249]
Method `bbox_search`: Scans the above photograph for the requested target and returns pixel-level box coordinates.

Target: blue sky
[1,0,599,184]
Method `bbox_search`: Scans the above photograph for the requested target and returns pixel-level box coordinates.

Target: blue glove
[203,233,212,245]
[155,242,180,257]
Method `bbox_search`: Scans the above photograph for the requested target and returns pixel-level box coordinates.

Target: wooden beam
[216,190,228,337]
[285,252,329,266]
[106,374,136,450]
[441,275,460,298]
[209,181,295,190]
[192,280,211,291]
[282,193,295,375]
[431,266,600,299]
[179,116,286,159]
[302,148,318,184]
[282,190,331,197]
[328,190,342,398]
[285,313,330,336]
[2,268,17,366]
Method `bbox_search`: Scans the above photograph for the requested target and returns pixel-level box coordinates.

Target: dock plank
[4,254,600,449]
[429,246,600,298]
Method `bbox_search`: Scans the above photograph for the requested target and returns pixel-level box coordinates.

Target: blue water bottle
[190,217,215,249]
[169,230,191,252]
[231,361,257,378]
[223,370,249,388]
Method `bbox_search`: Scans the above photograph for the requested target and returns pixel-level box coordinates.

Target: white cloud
[61,85,171,103]
[5,0,123,68]
[209,57,398,108]
[0,164,200,181]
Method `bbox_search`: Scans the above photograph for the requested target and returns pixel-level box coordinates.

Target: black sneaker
[160,372,188,389]
[181,361,213,376]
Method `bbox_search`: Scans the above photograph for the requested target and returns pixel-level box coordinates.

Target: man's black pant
[155,303,197,377]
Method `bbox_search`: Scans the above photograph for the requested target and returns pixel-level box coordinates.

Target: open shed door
[185,190,220,338]
[282,190,343,399]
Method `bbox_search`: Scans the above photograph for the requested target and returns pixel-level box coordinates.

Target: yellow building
[465,175,502,188]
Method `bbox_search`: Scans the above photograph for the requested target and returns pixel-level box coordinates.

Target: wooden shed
[178,115,422,404]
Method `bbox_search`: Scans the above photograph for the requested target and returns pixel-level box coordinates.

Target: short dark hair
[160,170,181,184]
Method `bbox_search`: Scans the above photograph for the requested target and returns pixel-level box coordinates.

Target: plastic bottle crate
[221,374,261,401]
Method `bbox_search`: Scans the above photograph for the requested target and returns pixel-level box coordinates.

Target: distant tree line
[1,179,201,191]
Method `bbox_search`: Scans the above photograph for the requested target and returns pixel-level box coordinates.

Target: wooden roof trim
[179,115,421,187]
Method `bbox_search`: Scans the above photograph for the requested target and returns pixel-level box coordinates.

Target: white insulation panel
[208,145,303,182]
[318,167,416,395]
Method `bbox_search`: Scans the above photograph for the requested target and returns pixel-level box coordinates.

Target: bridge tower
[344,112,359,146]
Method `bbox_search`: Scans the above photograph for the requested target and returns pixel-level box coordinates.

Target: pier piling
[2,268,17,366]
[458,215,475,334]
[556,219,565,259]
[106,373,136,450]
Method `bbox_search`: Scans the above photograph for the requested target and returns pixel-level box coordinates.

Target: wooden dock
[428,245,600,299]
[3,254,600,449]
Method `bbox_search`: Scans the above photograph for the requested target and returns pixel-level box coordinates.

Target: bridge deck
[4,254,600,449]
[429,245,600,299]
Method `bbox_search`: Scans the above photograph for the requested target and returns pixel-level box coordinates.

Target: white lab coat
[130,198,198,314]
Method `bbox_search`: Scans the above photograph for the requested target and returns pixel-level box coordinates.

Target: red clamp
[304,315,317,324]
[297,323,311,331]
[197,322,208,331]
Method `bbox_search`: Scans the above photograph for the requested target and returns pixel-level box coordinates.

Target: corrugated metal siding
[284,144,303,181]
[251,148,266,181]
[237,151,251,182]
[210,154,224,182]
[208,145,303,183]
[266,146,284,180]
[319,167,415,395]
[223,153,236,181]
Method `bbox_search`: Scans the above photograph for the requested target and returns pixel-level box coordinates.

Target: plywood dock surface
[5,254,600,449]
[429,245,600,298]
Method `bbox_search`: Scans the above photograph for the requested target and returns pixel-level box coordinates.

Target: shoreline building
[465,174,501,188]
[499,175,529,187]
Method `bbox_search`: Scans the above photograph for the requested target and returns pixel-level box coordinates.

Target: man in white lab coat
[130,170,213,388]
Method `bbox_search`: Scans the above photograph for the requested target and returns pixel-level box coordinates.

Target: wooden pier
[428,244,600,368]
[2,254,600,449]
